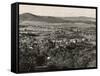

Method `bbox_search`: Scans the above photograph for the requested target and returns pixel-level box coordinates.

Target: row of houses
[31,36,88,48]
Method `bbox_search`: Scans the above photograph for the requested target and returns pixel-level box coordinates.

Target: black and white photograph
[16,3,97,72]
[0,0,100,75]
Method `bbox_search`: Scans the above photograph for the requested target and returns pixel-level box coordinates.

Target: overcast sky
[19,5,96,18]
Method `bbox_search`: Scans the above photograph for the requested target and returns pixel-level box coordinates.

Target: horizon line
[19,12,96,18]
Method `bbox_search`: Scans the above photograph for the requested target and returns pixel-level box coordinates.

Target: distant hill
[19,13,96,24]
[19,13,66,23]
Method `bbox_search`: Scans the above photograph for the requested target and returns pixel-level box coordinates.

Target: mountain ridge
[19,13,96,25]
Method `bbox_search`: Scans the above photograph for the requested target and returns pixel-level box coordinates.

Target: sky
[19,5,96,18]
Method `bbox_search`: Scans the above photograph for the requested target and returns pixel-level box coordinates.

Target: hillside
[19,13,96,25]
